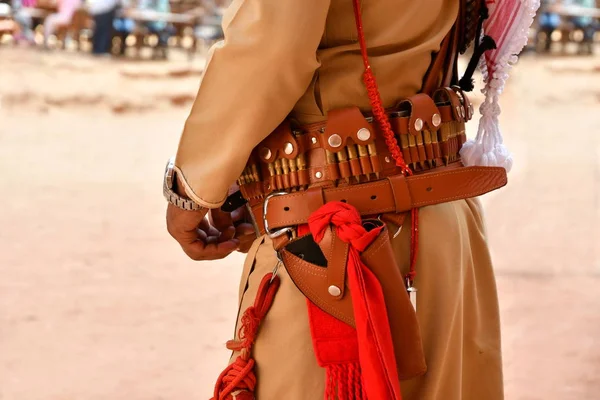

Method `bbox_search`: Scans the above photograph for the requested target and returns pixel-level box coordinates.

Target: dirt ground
[0,47,599,400]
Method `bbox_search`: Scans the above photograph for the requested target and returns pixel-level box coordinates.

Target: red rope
[351,0,419,283]
[211,274,280,400]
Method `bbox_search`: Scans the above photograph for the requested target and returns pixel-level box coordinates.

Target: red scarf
[302,201,402,400]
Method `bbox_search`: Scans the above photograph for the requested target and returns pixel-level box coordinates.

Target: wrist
[174,173,190,198]
[163,156,205,211]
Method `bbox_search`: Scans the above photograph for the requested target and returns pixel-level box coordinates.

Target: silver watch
[163,157,205,211]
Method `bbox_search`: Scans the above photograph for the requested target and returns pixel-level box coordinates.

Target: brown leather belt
[247,165,507,238]
[237,88,475,203]
[230,87,506,240]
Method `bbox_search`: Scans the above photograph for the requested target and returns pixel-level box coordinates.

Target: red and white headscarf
[460,0,540,172]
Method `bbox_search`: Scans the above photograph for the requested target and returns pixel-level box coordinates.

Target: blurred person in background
[87,0,119,55]
[43,0,82,48]
[112,0,133,56]
[138,0,171,57]
[538,0,562,52]
[11,0,36,44]
[112,0,171,58]
[566,0,597,54]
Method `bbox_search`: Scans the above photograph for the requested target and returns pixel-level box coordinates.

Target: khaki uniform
[174,0,504,398]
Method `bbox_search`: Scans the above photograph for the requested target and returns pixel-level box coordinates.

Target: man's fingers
[210,208,234,231]
[217,226,236,242]
[230,207,246,223]
[235,223,256,237]
[181,239,240,261]
[167,203,241,260]
[167,204,208,244]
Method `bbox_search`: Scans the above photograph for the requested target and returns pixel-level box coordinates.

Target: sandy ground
[0,47,599,400]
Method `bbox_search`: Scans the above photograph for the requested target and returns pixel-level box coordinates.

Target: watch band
[163,157,205,211]
[163,183,205,211]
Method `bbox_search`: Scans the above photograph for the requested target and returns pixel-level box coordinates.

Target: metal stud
[357,128,371,141]
[311,136,318,144]
[283,142,294,155]
[385,156,391,163]
[328,134,342,148]
[328,285,341,297]
[315,171,323,179]
[414,118,424,131]
[432,113,442,127]
[260,147,272,160]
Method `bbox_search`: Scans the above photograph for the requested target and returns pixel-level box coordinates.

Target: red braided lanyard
[211,274,281,400]
[352,0,419,283]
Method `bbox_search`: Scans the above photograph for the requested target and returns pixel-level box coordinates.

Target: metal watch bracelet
[163,157,205,211]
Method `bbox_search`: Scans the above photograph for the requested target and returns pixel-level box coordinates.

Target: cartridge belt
[227,87,508,239]
[238,88,474,200]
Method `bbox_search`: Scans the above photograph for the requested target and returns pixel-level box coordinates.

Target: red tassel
[325,363,364,400]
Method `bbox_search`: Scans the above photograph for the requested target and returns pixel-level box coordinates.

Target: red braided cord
[211,274,281,400]
[351,0,419,281]
[351,0,410,176]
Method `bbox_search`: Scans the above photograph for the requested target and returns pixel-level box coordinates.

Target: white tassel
[460,0,540,172]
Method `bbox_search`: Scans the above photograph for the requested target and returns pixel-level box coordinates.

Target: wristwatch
[163,157,205,211]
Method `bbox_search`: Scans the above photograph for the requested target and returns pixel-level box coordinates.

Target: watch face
[165,157,176,189]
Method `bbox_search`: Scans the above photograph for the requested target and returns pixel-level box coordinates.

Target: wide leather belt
[246,165,507,238]
[226,86,506,240]
[237,88,475,203]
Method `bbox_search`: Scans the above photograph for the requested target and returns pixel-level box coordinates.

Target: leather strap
[258,165,507,234]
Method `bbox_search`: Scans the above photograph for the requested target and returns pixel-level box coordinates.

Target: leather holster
[279,224,427,380]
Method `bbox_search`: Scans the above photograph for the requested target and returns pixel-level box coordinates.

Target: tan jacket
[175,0,458,208]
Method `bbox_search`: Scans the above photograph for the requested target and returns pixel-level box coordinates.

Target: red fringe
[325,363,366,400]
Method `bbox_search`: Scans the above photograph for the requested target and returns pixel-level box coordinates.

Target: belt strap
[259,166,506,233]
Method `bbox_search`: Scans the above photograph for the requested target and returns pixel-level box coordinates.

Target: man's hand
[210,207,256,254]
[166,173,241,260]
[166,204,240,261]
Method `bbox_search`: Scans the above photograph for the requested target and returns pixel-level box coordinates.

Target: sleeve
[174,0,331,208]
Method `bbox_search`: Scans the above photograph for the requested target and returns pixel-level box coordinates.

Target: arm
[167,0,331,260]
[174,0,331,208]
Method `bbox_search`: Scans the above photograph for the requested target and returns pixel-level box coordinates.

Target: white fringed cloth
[460,0,540,172]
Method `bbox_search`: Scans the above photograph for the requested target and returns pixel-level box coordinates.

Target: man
[165,0,510,398]
[567,0,597,54]
[87,0,120,55]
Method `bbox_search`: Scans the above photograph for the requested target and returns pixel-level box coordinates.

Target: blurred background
[0,1,599,399]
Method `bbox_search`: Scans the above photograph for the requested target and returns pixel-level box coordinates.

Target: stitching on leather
[329,181,389,194]
[275,207,396,226]
[283,251,352,325]
[412,189,494,206]
[408,167,503,181]
[291,261,352,325]
[362,233,388,259]
[269,168,504,225]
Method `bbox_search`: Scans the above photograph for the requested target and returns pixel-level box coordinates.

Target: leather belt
[246,165,507,237]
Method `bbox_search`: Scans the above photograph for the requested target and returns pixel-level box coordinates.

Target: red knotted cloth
[303,201,402,400]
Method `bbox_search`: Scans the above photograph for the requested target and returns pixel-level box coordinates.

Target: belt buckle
[263,191,294,239]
